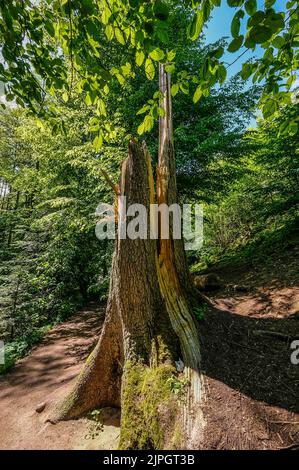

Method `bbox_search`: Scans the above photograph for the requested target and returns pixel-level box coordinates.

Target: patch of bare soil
[0,303,120,450]
[199,246,299,449]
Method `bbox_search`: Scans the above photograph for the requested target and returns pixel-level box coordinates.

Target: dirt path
[198,248,299,450]
[0,303,120,450]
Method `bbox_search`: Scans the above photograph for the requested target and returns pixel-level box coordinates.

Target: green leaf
[144,21,154,36]
[136,105,150,115]
[227,35,244,52]
[97,98,106,116]
[180,82,189,94]
[245,0,257,16]
[193,86,202,103]
[86,21,98,39]
[115,28,125,45]
[101,7,111,25]
[89,123,100,132]
[138,114,154,135]
[241,63,253,80]
[213,46,224,59]
[145,58,155,80]
[136,50,145,66]
[45,20,55,37]
[93,133,103,150]
[265,12,285,32]
[286,74,296,88]
[121,63,131,76]
[85,93,92,106]
[244,33,256,49]
[144,114,154,132]
[278,120,289,136]
[167,50,176,61]
[165,63,175,73]
[202,0,211,21]
[116,73,125,85]
[262,99,277,118]
[62,91,69,102]
[171,83,179,96]
[227,0,243,6]
[231,12,242,38]
[218,65,227,83]
[149,48,165,61]
[189,11,204,41]
[129,0,139,7]
[2,6,13,28]
[6,93,15,102]
[272,35,284,49]
[202,58,210,79]
[137,122,145,135]
[249,25,273,44]
[248,11,265,27]
[156,27,169,44]
[289,121,298,136]
[105,25,114,40]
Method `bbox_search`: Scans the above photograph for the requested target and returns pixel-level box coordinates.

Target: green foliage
[189,1,299,133]
[189,10,204,41]
[193,304,207,321]
[0,7,260,372]
[0,103,126,368]
[192,101,299,272]
[0,0,297,142]
[0,325,51,374]
[0,2,297,380]
[228,35,244,52]
[174,75,259,203]
[166,375,190,402]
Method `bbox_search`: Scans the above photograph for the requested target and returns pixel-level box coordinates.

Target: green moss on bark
[119,361,183,450]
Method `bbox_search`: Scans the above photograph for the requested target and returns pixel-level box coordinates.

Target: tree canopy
[0,0,298,140]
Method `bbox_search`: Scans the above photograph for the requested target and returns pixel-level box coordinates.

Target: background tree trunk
[50,66,204,449]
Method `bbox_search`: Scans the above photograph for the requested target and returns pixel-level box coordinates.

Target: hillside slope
[198,242,299,449]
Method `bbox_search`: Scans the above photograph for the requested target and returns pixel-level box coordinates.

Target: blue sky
[203,1,287,126]
[204,0,287,79]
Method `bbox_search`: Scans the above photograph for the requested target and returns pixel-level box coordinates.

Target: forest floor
[0,303,120,450]
[0,246,298,450]
[199,242,299,449]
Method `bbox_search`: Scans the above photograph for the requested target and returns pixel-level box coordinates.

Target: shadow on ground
[201,306,299,412]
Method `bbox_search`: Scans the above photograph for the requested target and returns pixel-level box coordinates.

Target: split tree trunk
[50,65,204,449]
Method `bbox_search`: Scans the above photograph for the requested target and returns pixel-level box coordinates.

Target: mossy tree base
[119,362,183,450]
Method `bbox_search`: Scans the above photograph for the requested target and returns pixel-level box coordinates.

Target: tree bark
[50,66,204,449]
[156,64,204,439]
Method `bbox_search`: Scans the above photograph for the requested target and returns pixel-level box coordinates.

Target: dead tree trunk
[50,65,204,449]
